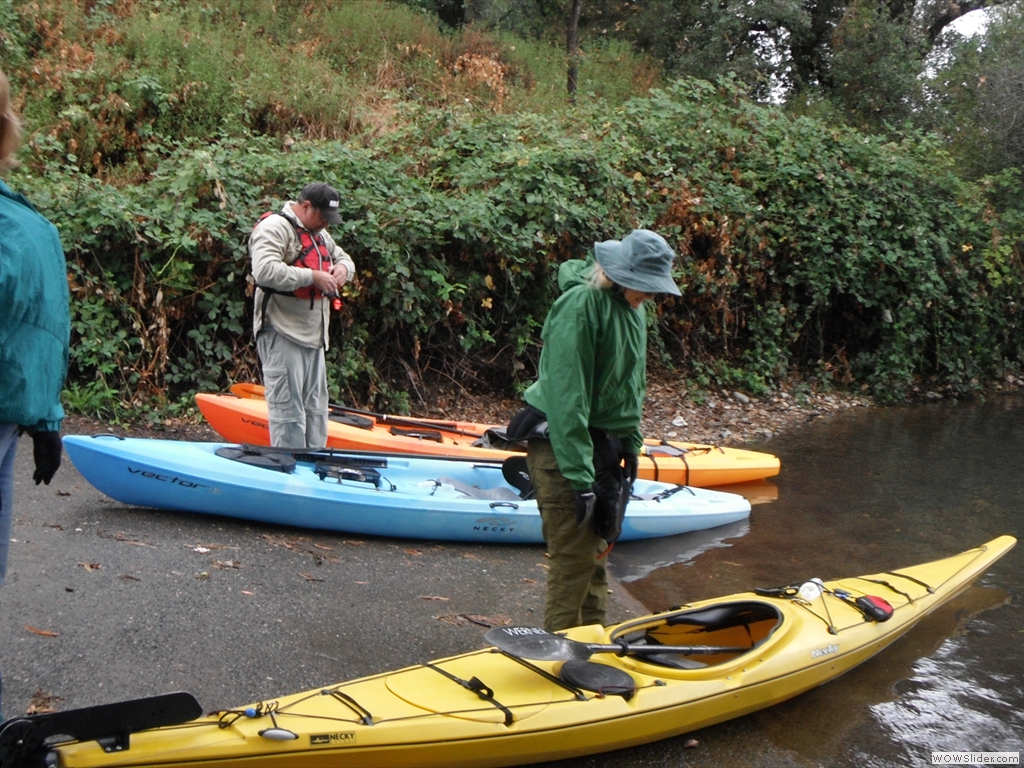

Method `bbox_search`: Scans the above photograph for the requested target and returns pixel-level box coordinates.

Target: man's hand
[31,431,62,485]
[572,489,597,526]
[311,269,340,297]
[331,262,350,286]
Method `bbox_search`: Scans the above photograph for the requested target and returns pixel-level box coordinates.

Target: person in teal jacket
[0,69,71,719]
[522,229,681,632]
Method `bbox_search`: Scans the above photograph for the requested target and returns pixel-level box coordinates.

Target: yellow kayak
[16,536,1012,768]
[195,388,781,487]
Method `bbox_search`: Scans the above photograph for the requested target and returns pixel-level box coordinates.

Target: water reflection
[596,395,1024,767]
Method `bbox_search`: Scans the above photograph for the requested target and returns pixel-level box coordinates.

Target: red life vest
[252,211,333,304]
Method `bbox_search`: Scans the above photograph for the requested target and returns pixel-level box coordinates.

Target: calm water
[599,395,1024,767]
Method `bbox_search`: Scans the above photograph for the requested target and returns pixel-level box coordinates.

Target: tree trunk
[567,0,584,102]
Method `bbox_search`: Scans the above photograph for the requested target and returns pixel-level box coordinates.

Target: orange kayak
[195,388,781,487]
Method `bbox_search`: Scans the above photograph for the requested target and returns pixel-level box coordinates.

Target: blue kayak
[63,435,752,544]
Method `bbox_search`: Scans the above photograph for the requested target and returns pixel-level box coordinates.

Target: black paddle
[484,626,750,662]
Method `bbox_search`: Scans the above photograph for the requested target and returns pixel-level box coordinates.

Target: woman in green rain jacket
[522,230,681,632]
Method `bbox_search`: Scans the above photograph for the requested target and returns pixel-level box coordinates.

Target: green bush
[7,76,1021,421]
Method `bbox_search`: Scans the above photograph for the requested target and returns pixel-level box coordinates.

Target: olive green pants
[527,439,608,632]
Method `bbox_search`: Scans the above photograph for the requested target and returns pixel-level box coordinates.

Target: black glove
[31,431,63,485]
[572,489,597,527]
[623,453,639,485]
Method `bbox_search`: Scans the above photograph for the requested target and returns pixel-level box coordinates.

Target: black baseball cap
[298,182,342,225]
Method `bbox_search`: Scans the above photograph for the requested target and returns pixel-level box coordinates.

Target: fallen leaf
[420,595,450,601]
[193,546,211,554]
[56,490,71,497]
[462,553,482,561]
[241,590,255,595]
[405,548,423,556]
[684,738,699,748]
[521,577,538,584]
[26,689,63,714]
[312,543,336,551]
[212,559,241,570]
[78,562,102,572]
[299,573,324,582]
[120,574,140,581]
[24,624,60,637]
[343,540,365,546]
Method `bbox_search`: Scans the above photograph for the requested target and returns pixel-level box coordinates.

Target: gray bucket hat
[593,229,681,296]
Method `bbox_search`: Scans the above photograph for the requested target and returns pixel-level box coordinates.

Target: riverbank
[62,373,881,446]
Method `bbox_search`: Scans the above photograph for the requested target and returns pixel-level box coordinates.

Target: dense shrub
[7,78,1022,420]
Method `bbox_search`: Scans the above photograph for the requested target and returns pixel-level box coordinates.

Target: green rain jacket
[523,257,646,490]
[0,179,70,433]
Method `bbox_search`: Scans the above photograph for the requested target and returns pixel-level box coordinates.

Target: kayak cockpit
[610,601,783,671]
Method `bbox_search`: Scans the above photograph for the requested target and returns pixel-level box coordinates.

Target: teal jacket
[524,257,647,490]
[0,179,70,433]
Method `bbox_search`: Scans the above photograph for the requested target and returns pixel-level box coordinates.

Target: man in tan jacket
[250,183,355,448]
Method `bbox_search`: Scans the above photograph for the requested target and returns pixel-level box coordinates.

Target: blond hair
[0,69,23,171]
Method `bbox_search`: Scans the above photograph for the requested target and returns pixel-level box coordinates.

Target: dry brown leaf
[212,559,241,570]
[26,689,63,714]
[343,540,365,546]
[462,553,482,560]
[312,543,336,551]
[24,624,59,637]
[521,577,538,584]
[120,574,140,581]
[299,573,325,582]
[420,595,450,601]
[405,548,423,556]
[78,562,102,571]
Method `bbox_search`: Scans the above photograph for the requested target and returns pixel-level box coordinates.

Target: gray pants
[527,439,608,632]
[256,329,329,449]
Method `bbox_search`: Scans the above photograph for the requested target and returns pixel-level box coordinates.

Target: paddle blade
[484,627,593,661]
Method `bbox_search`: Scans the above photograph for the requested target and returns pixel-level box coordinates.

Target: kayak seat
[665,601,781,634]
[436,477,521,502]
[215,446,296,473]
[328,412,375,429]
